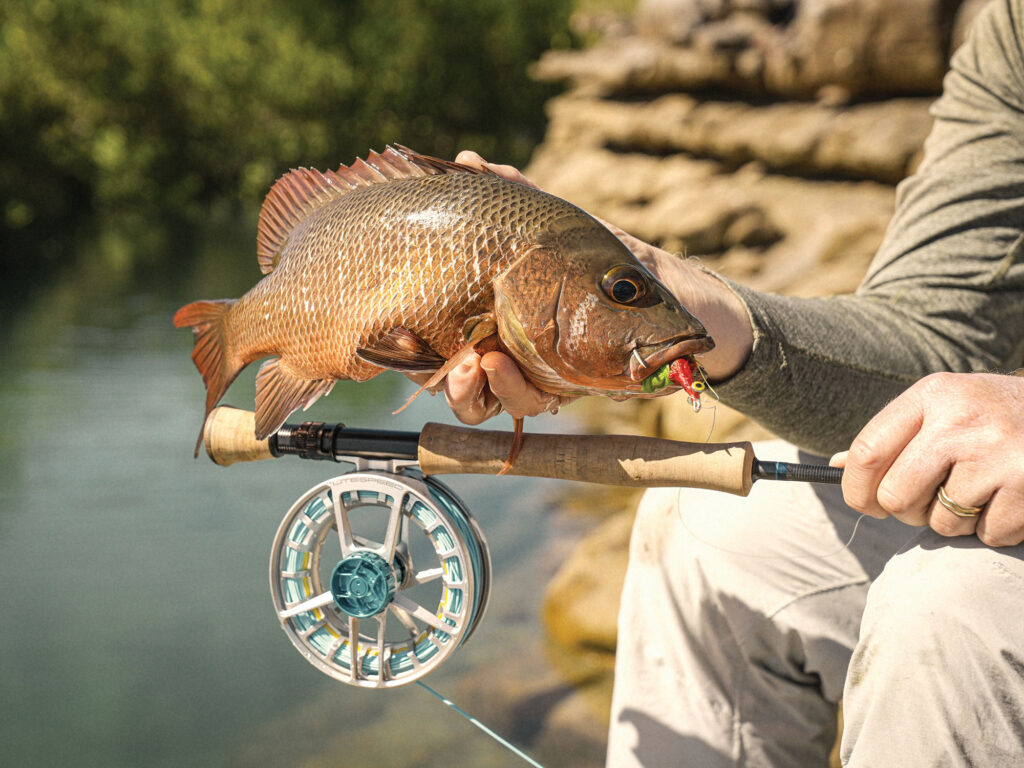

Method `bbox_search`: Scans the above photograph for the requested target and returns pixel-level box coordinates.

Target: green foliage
[0,0,572,231]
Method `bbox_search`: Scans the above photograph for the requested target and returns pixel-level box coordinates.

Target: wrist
[649,253,753,380]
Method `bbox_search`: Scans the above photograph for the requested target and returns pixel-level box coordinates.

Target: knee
[861,531,1013,640]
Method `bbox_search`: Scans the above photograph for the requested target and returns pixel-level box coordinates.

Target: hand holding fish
[406,351,571,423]
[831,372,1024,547]
[438,151,754,425]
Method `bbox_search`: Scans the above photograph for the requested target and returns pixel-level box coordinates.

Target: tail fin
[173,299,244,457]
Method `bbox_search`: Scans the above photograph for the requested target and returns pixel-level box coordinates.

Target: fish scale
[175,146,713,451]
[240,174,532,379]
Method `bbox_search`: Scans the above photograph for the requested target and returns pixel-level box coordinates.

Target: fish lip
[629,335,715,382]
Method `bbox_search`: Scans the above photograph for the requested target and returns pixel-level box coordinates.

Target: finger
[829,451,848,468]
[479,352,558,418]
[443,355,499,426]
[404,371,433,387]
[975,487,1024,547]
[455,150,487,169]
[842,393,926,518]
[873,434,950,526]
[402,370,445,395]
[596,218,662,265]
[486,162,538,188]
[926,469,985,539]
[453,150,537,188]
[459,388,503,424]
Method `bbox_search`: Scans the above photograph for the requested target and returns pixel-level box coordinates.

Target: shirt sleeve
[712,0,1024,457]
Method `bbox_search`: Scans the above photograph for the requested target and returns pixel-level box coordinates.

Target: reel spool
[269,466,491,688]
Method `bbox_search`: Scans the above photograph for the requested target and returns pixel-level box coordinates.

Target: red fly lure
[641,357,707,411]
[670,358,703,411]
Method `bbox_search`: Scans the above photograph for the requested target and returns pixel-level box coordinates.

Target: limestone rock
[762,0,956,97]
[526,145,895,290]
[542,508,635,657]
[540,93,932,184]
[636,0,706,43]
[537,0,964,98]
[533,36,756,97]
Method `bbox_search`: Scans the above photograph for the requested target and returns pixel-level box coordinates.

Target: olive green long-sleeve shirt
[715,0,1024,456]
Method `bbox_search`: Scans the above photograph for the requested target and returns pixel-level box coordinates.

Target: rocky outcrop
[537,0,964,99]
[540,93,932,184]
[530,143,895,292]
[531,0,978,741]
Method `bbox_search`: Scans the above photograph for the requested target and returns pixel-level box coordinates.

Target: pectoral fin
[392,315,499,415]
[356,328,446,372]
[254,358,335,439]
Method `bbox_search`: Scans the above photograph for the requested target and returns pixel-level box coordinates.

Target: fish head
[493,222,714,397]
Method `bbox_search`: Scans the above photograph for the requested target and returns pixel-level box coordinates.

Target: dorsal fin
[256,146,494,274]
[256,167,353,274]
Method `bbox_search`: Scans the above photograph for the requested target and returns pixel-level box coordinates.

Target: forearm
[709,286,1007,456]
[646,254,996,457]
[660,261,1024,456]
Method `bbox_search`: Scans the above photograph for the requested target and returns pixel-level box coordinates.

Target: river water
[0,222,597,767]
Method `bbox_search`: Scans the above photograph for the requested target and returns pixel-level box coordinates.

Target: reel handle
[418,423,755,496]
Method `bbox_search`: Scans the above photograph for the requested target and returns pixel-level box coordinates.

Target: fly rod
[203,406,843,496]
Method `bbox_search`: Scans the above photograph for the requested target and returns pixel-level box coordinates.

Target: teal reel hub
[270,468,491,688]
[330,551,398,618]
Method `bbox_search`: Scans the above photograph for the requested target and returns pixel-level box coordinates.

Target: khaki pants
[607,441,1024,767]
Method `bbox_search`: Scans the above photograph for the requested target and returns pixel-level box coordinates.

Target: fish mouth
[628,334,715,382]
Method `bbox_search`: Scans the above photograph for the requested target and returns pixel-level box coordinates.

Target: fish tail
[173,299,245,457]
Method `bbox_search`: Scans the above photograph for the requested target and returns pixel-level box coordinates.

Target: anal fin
[254,358,335,439]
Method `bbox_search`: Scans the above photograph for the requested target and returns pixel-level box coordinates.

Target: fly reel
[270,463,491,688]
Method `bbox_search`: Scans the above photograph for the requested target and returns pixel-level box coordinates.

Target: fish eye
[611,279,639,302]
[601,265,659,307]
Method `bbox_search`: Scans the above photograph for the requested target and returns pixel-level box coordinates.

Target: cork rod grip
[418,423,756,496]
[203,406,275,466]
[202,407,756,495]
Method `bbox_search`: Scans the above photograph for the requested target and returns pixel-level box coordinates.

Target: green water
[0,222,592,767]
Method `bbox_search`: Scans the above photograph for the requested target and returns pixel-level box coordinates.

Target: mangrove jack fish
[175,146,713,461]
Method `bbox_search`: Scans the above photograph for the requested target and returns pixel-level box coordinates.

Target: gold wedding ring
[936,485,983,518]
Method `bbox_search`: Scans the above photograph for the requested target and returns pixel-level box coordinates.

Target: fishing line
[692,363,719,444]
[692,362,717,400]
[676,490,867,560]
[700,405,718,445]
[416,681,547,768]
[676,363,867,560]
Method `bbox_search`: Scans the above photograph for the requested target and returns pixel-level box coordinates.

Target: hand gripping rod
[202,406,843,497]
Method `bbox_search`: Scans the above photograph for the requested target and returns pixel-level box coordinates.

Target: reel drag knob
[270,470,491,688]
[330,551,398,618]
